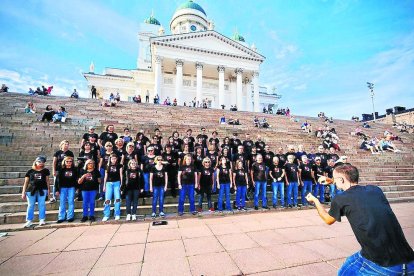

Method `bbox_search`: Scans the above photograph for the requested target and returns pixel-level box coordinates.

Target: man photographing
[306,163,414,275]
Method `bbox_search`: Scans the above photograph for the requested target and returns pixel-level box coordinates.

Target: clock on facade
[190,25,197,31]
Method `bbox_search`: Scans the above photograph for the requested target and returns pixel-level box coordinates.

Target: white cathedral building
[83,0,280,112]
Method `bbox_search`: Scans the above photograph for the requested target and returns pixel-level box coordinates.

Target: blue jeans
[126,189,139,215]
[254,181,267,207]
[178,184,195,213]
[272,181,284,206]
[143,173,150,191]
[339,251,414,275]
[103,181,121,218]
[329,183,336,200]
[313,183,325,203]
[26,190,47,221]
[218,183,231,211]
[198,190,212,209]
[152,186,165,213]
[236,185,247,208]
[82,190,97,217]
[301,180,313,205]
[287,182,298,206]
[58,187,75,220]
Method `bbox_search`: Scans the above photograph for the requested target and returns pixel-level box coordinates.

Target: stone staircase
[0,92,413,225]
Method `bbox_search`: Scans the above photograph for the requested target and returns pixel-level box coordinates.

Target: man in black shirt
[255,135,266,154]
[98,125,118,149]
[315,146,328,168]
[275,147,287,167]
[243,133,254,154]
[306,164,414,275]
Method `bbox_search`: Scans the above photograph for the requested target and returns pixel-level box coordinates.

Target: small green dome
[144,14,161,25]
[232,31,245,42]
[177,0,207,16]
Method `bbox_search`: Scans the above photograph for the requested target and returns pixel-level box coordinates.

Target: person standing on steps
[124,160,143,221]
[102,153,123,222]
[145,90,150,103]
[150,156,168,218]
[177,154,198,216]
[91,85,97,99]
[21,156,50,228]
[50,140,74,203]
[55,157,78,223]
[306,164,414,275]
[250,154,269,210]
[78,160,100,222]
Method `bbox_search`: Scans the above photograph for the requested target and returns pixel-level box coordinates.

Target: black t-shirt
[54,150,74,170]
[232,153,248,171]
[186,136,195,152]
[234,169,247,186]
[82,132,99,141]
[251,162,267,181]
[79,150,97,164]
[151,166,166,187]
[122,152,137,167]
[263,151,274,167]
[243,140,254,153]
[269,164,283,180]
[179,165,196,185]
[125,168,142,191]
[106,164,122,182]
[276,153,287,167]
[142,155,156,173]
[284,163,299,182]
[199,167,214,189]
[209,137,220,147]
[217,166,231,184]
[162,152,178,173]
[172,138,183,151]
[248,153,258,169]
[230,138,241,154]
[324,165,334,178]
[149,143,162,156]
[328,185,414,266]
[299,163,313,181]
[99,131,118,146]
[25,168,50,194]
[328,153,340,163]
[194,154,204,171]
[100,152,113,170]
[312,164,325,181]
[206,151,218,168]
[255,141,266,153]
[315,152,328,167]
[80,169,100,191]
[57,167,78,190]
[134,141,145,158]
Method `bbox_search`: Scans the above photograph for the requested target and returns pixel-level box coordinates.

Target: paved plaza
[0,202,413,275]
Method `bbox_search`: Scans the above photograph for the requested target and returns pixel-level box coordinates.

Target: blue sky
[1,0,413,119]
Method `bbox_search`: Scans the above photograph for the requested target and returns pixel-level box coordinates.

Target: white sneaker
[115,216,120,221]
[126,214,131,221]
[24,220,33,228]
[38,219,46,226]
[102,217,109,222]
[131,215,137,221]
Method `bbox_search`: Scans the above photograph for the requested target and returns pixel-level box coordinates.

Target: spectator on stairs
[22,156,50,228]
[52,106,67,123]
[40,105,55,122]
[28,88,35,95]
[360,137,380,154]
[70,89,79,99]
[219,114,226,124]
[133,94,141,103]
[0,84,9,93]
[55,157,78,223]
[24,101,36,114]
[115,92,121,102]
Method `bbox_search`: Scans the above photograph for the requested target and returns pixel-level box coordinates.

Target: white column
[196,62,203,107]
[236,68,243,111]
[218,65,225,109]
[246,79,253,112]
[175,59,184,105]
[253,71,260,112]
[154,55,162,100]
[242,79,247,111]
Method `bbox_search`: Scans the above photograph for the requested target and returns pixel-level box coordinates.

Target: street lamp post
[367,82,376,122]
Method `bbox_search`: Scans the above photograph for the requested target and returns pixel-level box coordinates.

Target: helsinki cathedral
[84,0,280,111]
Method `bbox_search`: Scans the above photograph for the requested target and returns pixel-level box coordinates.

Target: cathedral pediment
[150,31,265,62]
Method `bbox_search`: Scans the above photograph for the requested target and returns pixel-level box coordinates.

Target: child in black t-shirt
[233,160,249,210]
[124,160,142,221]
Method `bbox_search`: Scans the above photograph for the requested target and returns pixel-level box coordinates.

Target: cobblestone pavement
[0,202,413,275]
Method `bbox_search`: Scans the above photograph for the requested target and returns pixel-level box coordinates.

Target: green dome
[232,31,245,42]
[144,15,161,25]
[177,0,207,16]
